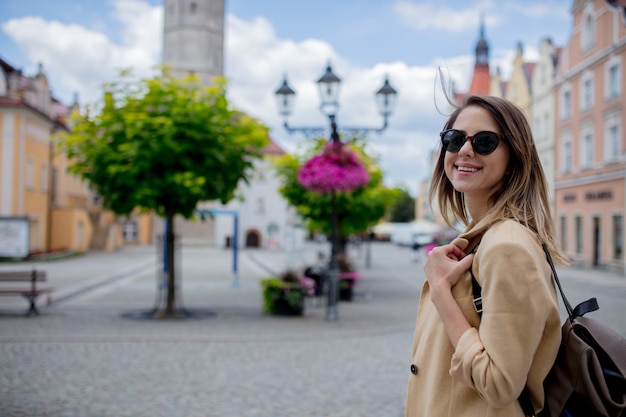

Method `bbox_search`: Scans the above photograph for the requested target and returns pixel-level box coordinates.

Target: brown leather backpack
[471,244,626,417]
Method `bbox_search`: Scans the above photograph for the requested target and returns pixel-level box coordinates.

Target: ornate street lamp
[275,62,398,321]
[276,63,397,138]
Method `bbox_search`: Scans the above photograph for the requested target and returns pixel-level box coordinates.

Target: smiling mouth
[456,166,480,173]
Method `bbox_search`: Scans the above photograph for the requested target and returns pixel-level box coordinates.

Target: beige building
[555,0,626,272]
[532,38,561,217]
[0,59,126,255]
[0,59,154,256]
[503,43,535,116]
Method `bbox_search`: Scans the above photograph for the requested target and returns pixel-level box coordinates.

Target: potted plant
[337,254,360,301]
[260,270,315,316]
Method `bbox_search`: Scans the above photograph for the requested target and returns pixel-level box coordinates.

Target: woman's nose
[458,138,474,156]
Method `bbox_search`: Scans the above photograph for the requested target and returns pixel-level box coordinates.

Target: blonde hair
[429,95,568,265]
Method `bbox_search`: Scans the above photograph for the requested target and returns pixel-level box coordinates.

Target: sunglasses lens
[473,132,499,155]
[442,130,465,152]
[441,130,500,155]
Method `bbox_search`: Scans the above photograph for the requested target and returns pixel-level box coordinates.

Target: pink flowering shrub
[297,142,370,194]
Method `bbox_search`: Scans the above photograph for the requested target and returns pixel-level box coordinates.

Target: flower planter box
[272,297,304,316]
[339,286,353,301]
[260,275,314,316]
[339,271,360,302]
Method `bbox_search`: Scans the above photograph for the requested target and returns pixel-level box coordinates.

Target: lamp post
[275,62,397,321]
[366,229,374,269]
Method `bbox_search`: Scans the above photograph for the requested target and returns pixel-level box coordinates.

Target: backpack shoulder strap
[470,266,483,318]
[469,241,535,416]
[467,242,482,318]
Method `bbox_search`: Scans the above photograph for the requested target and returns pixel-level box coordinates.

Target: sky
[0,0,574,194]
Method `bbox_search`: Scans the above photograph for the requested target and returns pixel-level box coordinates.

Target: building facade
[0,60,125,255]
[532,38,561,213]
[504,43,535,116]
[210,139,297,250]
[555,0,626,271]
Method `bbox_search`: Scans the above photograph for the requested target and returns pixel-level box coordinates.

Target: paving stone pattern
[0,243,417,417]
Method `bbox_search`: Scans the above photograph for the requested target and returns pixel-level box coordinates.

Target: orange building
[0,58,132,256]
[554,0,626,271]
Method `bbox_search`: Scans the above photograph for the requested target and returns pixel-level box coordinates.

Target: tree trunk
[165,210,176,315]
[338,234,348,256]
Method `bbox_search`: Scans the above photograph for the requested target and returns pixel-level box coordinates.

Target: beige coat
[405,220,561,417]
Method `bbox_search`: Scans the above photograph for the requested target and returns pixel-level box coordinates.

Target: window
[122,221,138,242]
[575,216,583,254]
[561,87,572,119]
[560,215,567,252]
[580,74,594,111]
[606,58,622,99]
[584,80,591,108]
[561,134,573,172]
[565,141,572,171]
[25,158,35,189]
[41,162,48,192]
[256,198,266,215]
[613,215,623,260]
[581,6,595,52]
[604,113,621,162]
[580,128,593,168]
[604,55,622,100]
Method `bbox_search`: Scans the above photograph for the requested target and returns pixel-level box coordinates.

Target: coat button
[410,364,418,375]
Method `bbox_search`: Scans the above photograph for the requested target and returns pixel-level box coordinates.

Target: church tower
[466,16,491,95]
[163,0,225,86]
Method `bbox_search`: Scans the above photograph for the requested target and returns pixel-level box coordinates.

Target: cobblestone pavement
[1,241,624,417]
[0,243,417,417]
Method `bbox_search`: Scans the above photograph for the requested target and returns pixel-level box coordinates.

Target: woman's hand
[424,243,474,294]
[424,243,475,348]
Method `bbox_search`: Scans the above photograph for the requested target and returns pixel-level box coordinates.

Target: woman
[405,95,568,417]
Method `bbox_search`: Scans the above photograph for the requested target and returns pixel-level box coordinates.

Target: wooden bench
[0,270,53,315]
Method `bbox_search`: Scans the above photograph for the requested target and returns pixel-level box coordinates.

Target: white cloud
[505,1,570,19]
[1,0,162,104]
[391,0,569,36]
[392,0,500,32]
[112,0,163,53]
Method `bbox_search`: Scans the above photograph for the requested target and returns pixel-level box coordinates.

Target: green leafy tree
[58,70,269,317]
[389,188,416,222]
[275,138,393,254]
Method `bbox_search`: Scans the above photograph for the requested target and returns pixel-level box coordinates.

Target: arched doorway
[245,229,262,248]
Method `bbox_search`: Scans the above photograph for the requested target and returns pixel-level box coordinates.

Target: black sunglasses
[440,129,503,155]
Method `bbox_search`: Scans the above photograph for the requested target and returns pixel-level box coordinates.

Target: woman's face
[444,105,511,206]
